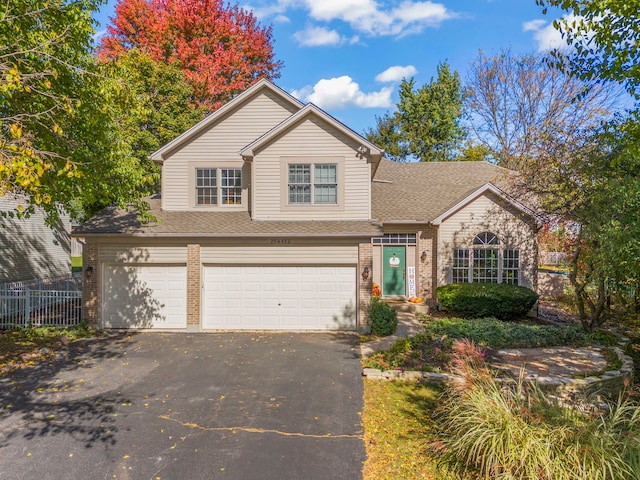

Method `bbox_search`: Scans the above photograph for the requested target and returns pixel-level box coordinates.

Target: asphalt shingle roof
[75,160,519,237]
[371,159,514,222]
[74,196,383,238]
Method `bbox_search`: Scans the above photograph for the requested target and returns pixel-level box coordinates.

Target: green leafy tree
[113,51,206,164]
[536,0,640,98]
[0,0,154,221]
[84,50,208,212]
[365,62,466,162]
[532,1,640,328]
[562,116,640,329]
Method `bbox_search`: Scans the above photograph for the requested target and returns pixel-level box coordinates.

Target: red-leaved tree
[99,0,283,110]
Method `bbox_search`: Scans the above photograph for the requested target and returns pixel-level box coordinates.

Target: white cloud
[292,76,394,109]
[251,0,455,38]
[293,26,344,46]
[522,19,546,32]
[523,15,582,52]
[305,0,455,36]
[273,14,291,23]
[375,65,417,82]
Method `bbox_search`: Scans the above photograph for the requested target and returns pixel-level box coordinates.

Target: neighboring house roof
[150,79,304,162]
[74,196,383,238]
[371,159,518,223]
[240,103,383,163]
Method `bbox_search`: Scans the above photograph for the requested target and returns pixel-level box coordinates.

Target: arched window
[452,232,520,285]
[473,232,499,245]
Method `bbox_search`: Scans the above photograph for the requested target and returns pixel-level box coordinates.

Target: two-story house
[75,80,537,332]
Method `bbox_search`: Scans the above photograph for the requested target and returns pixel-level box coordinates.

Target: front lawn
[362,380,457,480]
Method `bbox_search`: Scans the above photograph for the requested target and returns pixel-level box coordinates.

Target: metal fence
[0,273,83,328]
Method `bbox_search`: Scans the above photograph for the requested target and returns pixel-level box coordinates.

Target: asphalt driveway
[0,332,365,480]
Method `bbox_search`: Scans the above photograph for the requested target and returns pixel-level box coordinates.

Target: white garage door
[203,266,356,330]
[102,265,187,329]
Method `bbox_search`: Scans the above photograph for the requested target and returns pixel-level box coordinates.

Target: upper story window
[196,168,241,206]
[452,232,520,285]
[196,168,217,205]
[288,163,337,205]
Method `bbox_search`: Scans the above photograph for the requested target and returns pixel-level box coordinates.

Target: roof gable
[151,79,304,161]
[430,183,536,225]
[371,159,530,223]
[239,103,383,162]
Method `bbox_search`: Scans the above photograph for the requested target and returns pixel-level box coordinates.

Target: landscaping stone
[360,310,635,400]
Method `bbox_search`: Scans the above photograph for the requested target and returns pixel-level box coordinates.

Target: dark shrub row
[436,283,538,320]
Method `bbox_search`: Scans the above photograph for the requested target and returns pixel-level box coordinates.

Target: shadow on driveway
[0,332,365,480]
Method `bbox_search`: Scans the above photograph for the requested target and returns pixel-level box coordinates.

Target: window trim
[451,232,520,285]
[280,157,345,211]
[192,165,244,209]
[287,163,338,205]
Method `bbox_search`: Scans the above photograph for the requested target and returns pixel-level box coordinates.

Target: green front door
[382,246,406,296]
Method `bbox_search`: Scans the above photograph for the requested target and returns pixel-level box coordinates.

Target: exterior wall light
[85,266,93,278]
[421,251,427,262]
[362,266,370,281]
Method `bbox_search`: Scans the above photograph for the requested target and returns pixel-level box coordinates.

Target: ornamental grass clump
[435,339,640,480]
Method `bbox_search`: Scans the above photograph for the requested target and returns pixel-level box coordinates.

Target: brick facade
[186,244,201,329]
[418,227,438,306]
[82,242,99,325]
[358,242,373,331]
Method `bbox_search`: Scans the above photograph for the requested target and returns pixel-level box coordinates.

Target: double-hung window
[451,232,520,285]
[288,163,337,205]
[195,168,242,206]
[196,168,217,205]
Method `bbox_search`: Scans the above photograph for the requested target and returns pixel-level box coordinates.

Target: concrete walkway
[360,311,424,357]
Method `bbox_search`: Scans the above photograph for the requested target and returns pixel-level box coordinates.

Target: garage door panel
[203,266,356,330]
[103,265,186,329]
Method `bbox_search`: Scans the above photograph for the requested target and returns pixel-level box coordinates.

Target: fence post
[24,288,31,327]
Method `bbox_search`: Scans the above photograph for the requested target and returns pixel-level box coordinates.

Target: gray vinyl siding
[201,245,358,265]
[252,117,371,220]
[0,194,71,283]
[161,91,299,211]
[437,193,537,289]
[99,245,187,264]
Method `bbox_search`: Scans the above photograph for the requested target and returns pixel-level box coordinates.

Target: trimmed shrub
[369,296,398,336]
[419,316,619,349]
[436,283,538,320]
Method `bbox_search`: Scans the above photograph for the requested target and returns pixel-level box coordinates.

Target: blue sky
[93,0,567,135]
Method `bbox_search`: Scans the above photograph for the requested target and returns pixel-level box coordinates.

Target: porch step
[386,298,429,315]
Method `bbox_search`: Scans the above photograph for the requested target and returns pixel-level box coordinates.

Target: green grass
[71,256,82,273]
[363,380,458,480]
